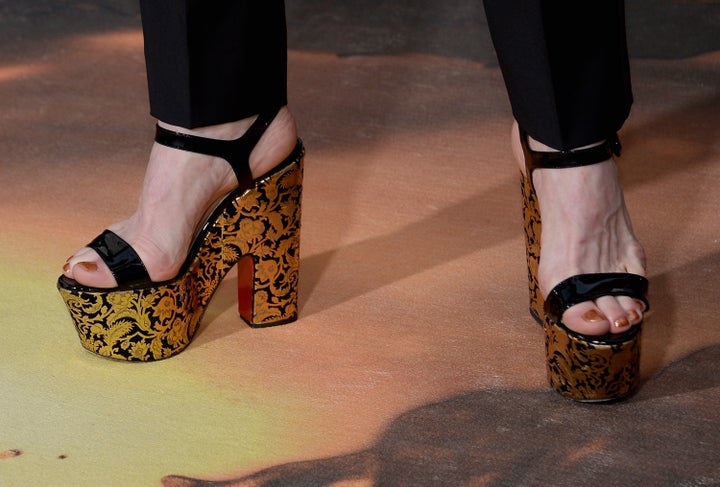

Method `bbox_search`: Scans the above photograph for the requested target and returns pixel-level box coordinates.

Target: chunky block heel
[58,109,304,361]
[233,161,302,328]
[519,127,648,402]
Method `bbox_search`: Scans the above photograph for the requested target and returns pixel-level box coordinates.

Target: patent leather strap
[87,229,151,289]
[154,107,280,189]
[544,273,649,325]
[520,128,622,175]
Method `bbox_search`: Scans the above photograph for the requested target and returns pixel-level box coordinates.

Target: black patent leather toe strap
[544,273,649,324]
[87,230,151,288]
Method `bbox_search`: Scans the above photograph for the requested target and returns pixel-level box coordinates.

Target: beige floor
[1,7,719,487]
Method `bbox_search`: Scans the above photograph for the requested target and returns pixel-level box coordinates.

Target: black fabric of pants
[139,0,287,128]
[139,0,632,150]
[483,0,633,150]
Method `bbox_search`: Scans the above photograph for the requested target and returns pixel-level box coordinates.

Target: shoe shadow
[297,179,518,316]
[160,345,720,486]
[194,177,518,344]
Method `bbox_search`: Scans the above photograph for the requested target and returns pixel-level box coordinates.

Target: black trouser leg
[483,0,632,150]
[140,0,288,129]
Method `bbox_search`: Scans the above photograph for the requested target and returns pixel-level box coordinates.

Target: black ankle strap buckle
[607,134,622,157]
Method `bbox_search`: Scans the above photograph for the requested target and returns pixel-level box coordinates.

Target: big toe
[63,248,118,288]
[561,301,612,336]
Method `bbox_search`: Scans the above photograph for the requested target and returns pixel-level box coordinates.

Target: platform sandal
[519,128,648,402]
[57,108,304,361]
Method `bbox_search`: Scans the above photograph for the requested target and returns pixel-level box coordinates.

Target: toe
[561,295,644,336]
[617,295,646,325]
[63,249,118,288]
[561,301,611,336]
[594,295,634,333]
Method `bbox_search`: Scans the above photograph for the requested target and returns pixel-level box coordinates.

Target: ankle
[157,106,298,179]
[510,121,620,174]
[248,107,298,178]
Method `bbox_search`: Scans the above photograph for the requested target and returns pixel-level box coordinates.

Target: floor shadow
[3,0,719,64]
[0,0,141,58]
[297,179,518,315]
[161,345,720,486]
[286,0,720,62]
[640,250,720,380]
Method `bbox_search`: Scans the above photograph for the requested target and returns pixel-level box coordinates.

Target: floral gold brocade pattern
[545,321,640,401]
[520,170,640,401]
[520,171,543,324]
[58,149,304,361]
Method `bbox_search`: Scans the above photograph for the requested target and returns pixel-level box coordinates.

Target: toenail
[628,310,641,322]
[582,309,607,323]
[614,317,630,328]
[63,262,71,273]
[78,262,98,272]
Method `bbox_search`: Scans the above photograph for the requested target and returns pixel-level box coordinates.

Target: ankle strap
[520,128,622,175]
[154,107,280,189]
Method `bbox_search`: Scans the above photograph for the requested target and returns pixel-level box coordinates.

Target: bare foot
[511,122,646,335]
[63,107,297,288]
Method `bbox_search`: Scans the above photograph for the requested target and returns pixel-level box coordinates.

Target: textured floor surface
[1,1,719,486]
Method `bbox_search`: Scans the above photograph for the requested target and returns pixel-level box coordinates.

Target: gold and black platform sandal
[519,128,648,402]
[58,108,304,361]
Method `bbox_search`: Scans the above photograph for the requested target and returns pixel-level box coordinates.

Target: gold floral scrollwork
[58,150,304,361]
[545,320,641,401]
